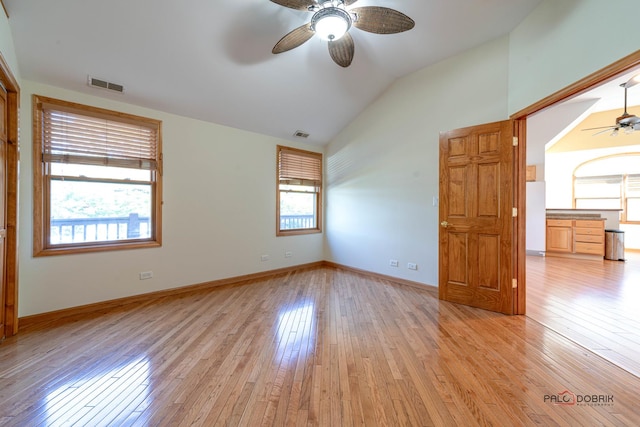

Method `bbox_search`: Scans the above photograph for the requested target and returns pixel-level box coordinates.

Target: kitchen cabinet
[546,219,572,253]
[546,218,605,258]
[573,219,605,255]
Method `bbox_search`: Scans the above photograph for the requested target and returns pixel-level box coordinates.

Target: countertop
[546,213,605,220]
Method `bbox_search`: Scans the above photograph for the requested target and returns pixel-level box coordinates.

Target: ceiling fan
[270,0,415,67]
[583,74,640,136]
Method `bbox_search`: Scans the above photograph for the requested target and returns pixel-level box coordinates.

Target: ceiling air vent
[88,76,124,93]
[293,130,310,138]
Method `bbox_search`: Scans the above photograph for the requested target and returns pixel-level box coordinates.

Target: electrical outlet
[389,259,399,267]
[407,263,418,270]
[261,254,270,262]
[285,251,293,258]
[139,271,153,280]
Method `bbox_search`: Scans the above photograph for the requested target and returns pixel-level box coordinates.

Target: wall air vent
[293,130,310,138]
[88,76,124,93]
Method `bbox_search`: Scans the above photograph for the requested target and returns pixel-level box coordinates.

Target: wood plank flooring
[1,266,639,426]
[526,250,640,379]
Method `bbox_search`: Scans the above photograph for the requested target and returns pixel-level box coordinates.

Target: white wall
[325,37,510,286]
[18,81,324,316]
[525,182,546,253]
[0,9,19,77]
[508,0,640,115]
[325,0,640,285]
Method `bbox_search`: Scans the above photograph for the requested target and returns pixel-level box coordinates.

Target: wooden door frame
[0,51,19,338]
[510,49,640,315]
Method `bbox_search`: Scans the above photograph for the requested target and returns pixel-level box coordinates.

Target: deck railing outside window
[50,214,150,244]
[51,214,313,244]
[279,215,315,230]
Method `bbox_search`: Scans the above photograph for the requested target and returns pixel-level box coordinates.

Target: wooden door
[0,84,6,337]
[439,120,514,314]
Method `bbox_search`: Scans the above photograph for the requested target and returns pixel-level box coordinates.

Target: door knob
[441,221,450,228]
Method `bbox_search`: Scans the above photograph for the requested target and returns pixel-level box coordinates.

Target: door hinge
[512,136,518,147]
[512,207,518,217]
[512,278,517,289]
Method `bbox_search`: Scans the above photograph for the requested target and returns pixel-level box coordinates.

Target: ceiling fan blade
[592,127,618,136]
[351,7,415,34]
[343,0,359,6]
[272,24,315,54]
[328,33,354,67]
[269,0,314,11]
[581,126,616,131]
[622,73,640,89]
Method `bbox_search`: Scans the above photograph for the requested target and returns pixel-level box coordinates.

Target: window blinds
[278,146,322,187]
[40,102,159,170]
[626,174,640,197]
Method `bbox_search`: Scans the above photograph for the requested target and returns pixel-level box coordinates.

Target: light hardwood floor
[526,250,640,379]
[1,267,639,426]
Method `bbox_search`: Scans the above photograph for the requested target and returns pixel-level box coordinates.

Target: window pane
[51,163,151,181]
[279,190,316,230]
[575,198,621,209]
[627,198,640,222]
[574,182,621,198]
[50,180,151,244]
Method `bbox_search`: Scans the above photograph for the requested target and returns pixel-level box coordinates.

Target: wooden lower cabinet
[546,220,572,253]
[574,220,605,255]
[546,218,605,258]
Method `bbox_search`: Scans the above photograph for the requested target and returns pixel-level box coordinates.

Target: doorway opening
[516,50,640,377]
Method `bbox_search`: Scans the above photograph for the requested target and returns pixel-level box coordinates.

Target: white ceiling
[536,67,640,142]
[6,0,544,145]
[563,68,640,113]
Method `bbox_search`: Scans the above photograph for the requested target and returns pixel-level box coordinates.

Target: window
[572,154,640,224]
[574,175,622,210]
[625,174,640,222]
[33,95,162,256]
[277,145,322,235]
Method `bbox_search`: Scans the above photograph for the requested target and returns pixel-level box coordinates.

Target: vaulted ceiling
[5,0,545,145]
[537,67,640,152]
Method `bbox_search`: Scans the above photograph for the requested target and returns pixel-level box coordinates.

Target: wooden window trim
[32,95,163,256]
[276,145,322,236]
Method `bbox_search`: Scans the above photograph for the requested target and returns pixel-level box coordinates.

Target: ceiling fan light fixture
[311,7,352,41]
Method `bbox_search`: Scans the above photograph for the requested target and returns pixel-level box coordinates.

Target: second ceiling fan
[270,0,415,67]
[583,74,640,136]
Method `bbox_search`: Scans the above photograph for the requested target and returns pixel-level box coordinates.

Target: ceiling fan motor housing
[311,7,352,40]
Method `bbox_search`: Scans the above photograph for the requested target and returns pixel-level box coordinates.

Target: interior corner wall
[324,37,510,286]
[18,81,324,317]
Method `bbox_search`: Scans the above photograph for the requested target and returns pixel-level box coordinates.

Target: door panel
[448,232,468,284]
[448,166,467,216]
[439,120,513,314]
[477,163,499,217]
[478,234,500,290]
